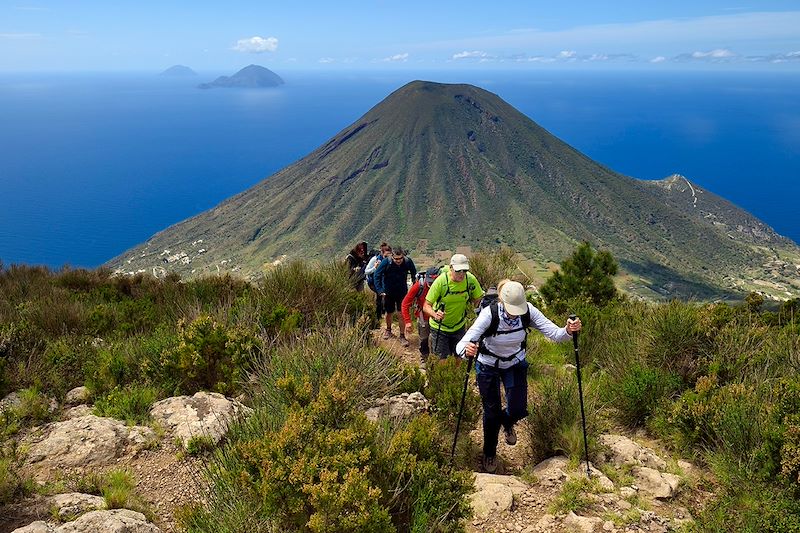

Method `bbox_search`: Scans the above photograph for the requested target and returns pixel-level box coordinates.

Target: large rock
[11,523,55,533]
[564,511,603,533]
[364,392,429,422]
[64,387,90,406]
[149,391,251,448]
[49,492,106,520]
[632,466,681,499]
[25,415,155,479]
[470,473,528,519]
[56,509,161,532]
[599,434,667,470]
[530,455,570,487]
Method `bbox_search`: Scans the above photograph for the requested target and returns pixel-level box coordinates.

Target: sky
[1,1,800,72]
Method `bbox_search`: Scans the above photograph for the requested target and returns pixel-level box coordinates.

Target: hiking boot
[504,427,517,446]
[382,329,393,340]
[399,336,409,347]
[482,455,497,473]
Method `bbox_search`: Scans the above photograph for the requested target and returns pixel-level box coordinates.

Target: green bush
[617,364,681,428]
[180,371,471,533]
[99,468,153,521]
[644,300,709,385]
[468,247,521,289]
[525,371,600,465]
[423,356,480,430]
[93,384,159,425]
[160,314,257,395]
[540,242,618,313]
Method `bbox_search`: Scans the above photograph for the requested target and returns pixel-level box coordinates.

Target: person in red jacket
[402,266,440,358]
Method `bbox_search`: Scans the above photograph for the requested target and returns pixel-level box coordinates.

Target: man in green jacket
[423,253,483,358]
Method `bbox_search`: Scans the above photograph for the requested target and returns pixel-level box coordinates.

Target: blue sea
[1,70,798,268]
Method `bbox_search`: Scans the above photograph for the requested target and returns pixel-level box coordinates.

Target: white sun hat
[499,281,528,315]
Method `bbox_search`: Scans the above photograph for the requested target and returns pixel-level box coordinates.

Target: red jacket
[402,280,430,323]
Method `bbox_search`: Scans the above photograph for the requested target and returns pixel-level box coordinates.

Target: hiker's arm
[456,307,491,357]
[422,300,442,322]
[401,284,417,325]
[374,258,388,294]
[530,304,573,342]
[365,256,379,275]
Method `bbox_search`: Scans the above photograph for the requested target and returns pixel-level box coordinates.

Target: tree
[540,242,618,311]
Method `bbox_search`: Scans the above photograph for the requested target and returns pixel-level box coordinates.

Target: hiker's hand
[433,309,445,321]
[566,317,582,334]
[465,342,478,357]
[404,323,412,336]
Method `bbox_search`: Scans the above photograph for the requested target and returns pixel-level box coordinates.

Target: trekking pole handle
[569,314,579,345]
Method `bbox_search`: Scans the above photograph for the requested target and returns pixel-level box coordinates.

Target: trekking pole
[570,314,591,477]
[450,350,474,465]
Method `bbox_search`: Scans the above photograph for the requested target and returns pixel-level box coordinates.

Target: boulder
[470,473,529,519]
[599,434,667,470]
[149,391,251,448]
[25,415,155,479]
[64,387,90,406]
[564,511,603,533]
[11,522,55,533]
[530,455,570,487]
[63,405,93,419]
[49,492,106,521]
[365,392,429,422]
[1,391,22,413]
[632,466,681,499]
[56,509,161,532]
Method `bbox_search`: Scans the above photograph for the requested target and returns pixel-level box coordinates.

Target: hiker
[366,243,392,318]
[345,241,369,291]
[401,266,440,356]
[422,253,483,358]
[375,246,416,342]
[456,280,582,473]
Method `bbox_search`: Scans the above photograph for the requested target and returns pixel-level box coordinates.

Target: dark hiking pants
[475,359,529,458]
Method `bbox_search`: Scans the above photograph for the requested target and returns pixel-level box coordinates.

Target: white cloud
[453,50,490,60]
[382,53,409,62]
[691,48,736,59]
[417,11,800,65]
[650,56,667,63]
[232,36,278,53]
[556,50,577,59]
[318,57,335,63]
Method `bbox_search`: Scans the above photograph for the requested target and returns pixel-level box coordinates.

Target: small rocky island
[198,65,284,89]
[159,65,197,76]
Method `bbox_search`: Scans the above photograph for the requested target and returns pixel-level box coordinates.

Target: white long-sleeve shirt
[456,302,572,369]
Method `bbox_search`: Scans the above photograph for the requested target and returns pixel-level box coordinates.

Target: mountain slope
[108,81,800,300]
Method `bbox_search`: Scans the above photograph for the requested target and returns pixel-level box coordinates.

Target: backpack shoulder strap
[521,307,531,329]
[484,302,500,338]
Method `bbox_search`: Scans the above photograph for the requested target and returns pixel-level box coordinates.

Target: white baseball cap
[499,281,528,316]
[450,253,470,272]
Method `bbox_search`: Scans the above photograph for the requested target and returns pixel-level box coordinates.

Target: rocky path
[378,327,707,533]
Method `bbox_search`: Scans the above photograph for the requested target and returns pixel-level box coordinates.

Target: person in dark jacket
[375,246,416,342]
[345,241,369,291]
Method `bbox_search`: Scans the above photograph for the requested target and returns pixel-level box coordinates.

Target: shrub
[616,364,681,428]
[181,372,471,533]
[423,356,480,430]
[468,247,521,289]
[185,435,216,456]
[100,469,153,520]
[644,300,708,385]
[549,475,598,515]
[93,384,159,425]
[540,242,618,313]
[160,314,257,395]
[526,371,600,465]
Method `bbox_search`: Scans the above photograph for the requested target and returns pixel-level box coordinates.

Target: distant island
[198,64,284,89]
[159,65,197,76]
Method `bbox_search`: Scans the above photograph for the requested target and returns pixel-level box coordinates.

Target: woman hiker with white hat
[456,279,582,473]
